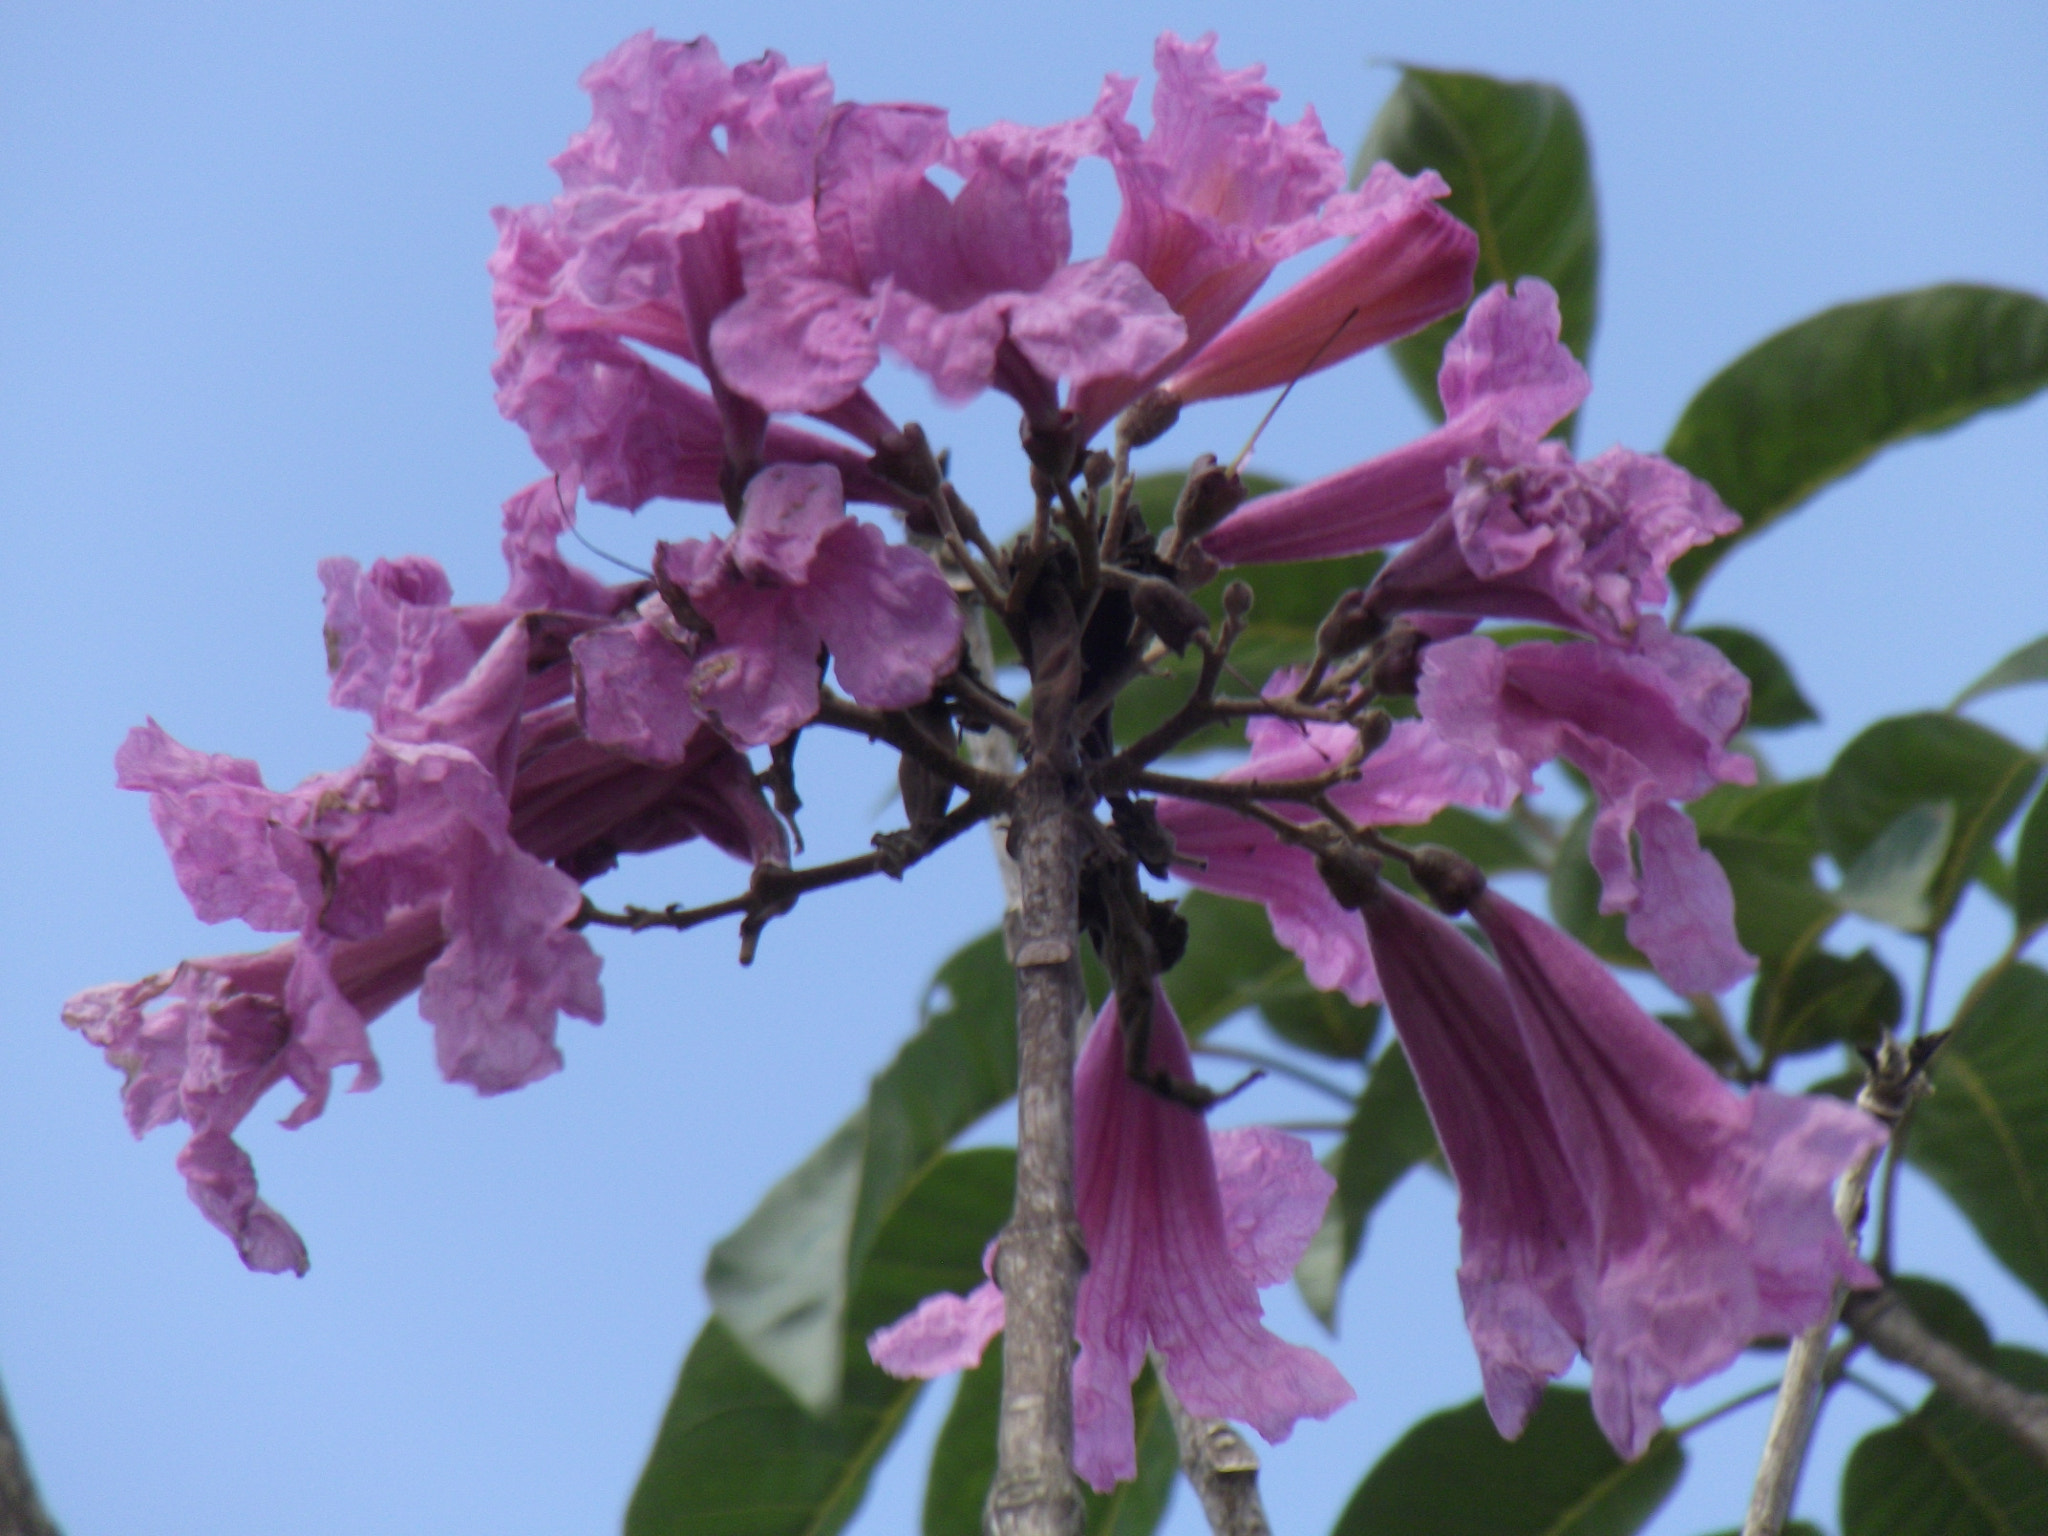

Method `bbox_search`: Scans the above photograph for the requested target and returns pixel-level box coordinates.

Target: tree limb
[0,1375,59,1536]
[1155,1369,1272,1536]
[1843,1287,2048,1466]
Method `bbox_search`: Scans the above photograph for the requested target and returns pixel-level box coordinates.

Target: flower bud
[1221,580,1254,624]
[1314,843,1383,911]
[1117,388,1183,450]
[1131,577,1212,655]
[1171,455,1247,545]
[1411,846,1487,915]
[1315,589,1385,658]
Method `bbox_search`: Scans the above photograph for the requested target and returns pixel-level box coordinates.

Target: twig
[0,1373,59,1536]
[1155,1369,1272,1536]
[1740,1040,1933,1536]
[1114,762,1361,806]
[812,691,1011,800]
[1193,1045,1356,1107]
[1843,1287,2048,1466]
[577,795,992,960]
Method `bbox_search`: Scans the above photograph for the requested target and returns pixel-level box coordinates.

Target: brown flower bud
[1117,388,1183,449]
[1314,843,1384,911]
[1367,620,1427,697]
[1411,846,1487,915]
[1222,580,1255,624]
[1131,577,1212,655]
[1171,454,1247,544]
[1315,589,1385,658]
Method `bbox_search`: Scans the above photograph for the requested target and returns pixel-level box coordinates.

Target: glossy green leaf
[1169,891,1379,1057]
[924,1351,1177,1536]
[1908,963,2048,1307]
[1332,1388,1683,1536]
[1688,626,1819,730]
[1745,947,1902,1061]
[629,1150,1015,1536]
[1668,285,2048,605]
[1953,634,2048,710]
[1834,801,1955,931]
[2014,788,2048,935]
[1300,1043,1442,1327]
[1549,804,1647,970]
[1816,713,2040,935]
[1700,828,1836,964]
[1840,1345,2048,1536]
[1357,68,1599,428]
[707,929,1018,1409]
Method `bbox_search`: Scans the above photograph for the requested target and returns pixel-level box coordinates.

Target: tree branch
[1110,762,1361,806]
[1155,1369,1272,1536]
[988,761,1087,1536]
[1843,1287,2048,1466]
[0,1374,59,1536]
[813,691,1012,800]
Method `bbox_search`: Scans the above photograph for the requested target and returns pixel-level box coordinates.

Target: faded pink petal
[1072,990,1351,1489]
[869,1280,1007,1378]
[1202,280,1589,565]
[1419,625,1756,994]
[798,520,964,711]
[1470,894,1884,1456]
[1210,1125,1335,1286]
[571,619,702,765]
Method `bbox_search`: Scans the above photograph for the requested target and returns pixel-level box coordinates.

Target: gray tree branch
[1155,1369,1272,1536]
[1843,1287,2048,1466]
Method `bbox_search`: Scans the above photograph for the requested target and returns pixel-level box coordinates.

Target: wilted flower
[871,987,1351,1490]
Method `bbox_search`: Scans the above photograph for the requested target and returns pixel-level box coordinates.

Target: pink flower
[1360,444,1738,646]
[1418,623,1757,994]
[1357,880,1884,1459]
[1069,35,1474,433]
[870,988,1351,1491]
[1155,691,1516,1003]
[1202,279,1589,565]
[613,464,962,748]
[71,493,788,1271]
[490,33,908,473]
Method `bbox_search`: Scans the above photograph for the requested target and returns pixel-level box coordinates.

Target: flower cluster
[72,25,1886,1501]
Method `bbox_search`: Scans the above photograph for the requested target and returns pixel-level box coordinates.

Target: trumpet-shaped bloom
[1069,35,1473,433]
[71,488,787,1271]
[1418,623,1757,994]
[871,990,1351,1491]
[1202,279,1589,565]
[1361,444,1738,645]
[633,464,962,747]
[1357,881,1884,1458]
[1156,691,1517,1003]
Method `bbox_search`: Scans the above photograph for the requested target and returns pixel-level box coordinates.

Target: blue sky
[2,2,2044,1533]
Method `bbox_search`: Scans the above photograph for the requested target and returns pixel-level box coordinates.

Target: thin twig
[1843,1287,2048,1466]
[1155,1368,1272,1536]
[1740,1041,1932,1536]
[812,691,1011,799]
[1193,1045,1356,1107]
[1115,762,1361,806]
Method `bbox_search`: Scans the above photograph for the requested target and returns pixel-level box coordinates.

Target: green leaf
[924,1352,1177,1536]
[1357,68,1599,429]
[1332,1388,1683,1536]
[1816,713,2040,935]
[1908,963,2048,1308]
[1668,285,2048,605]
[1549,804,1648,971]
[1169,891,1379,1057]
[1300,1043,1442,1327]
[707,929,1019,1409]
[2014,788,2048,936]
[1688,626,1819,730]
[1840,1345,2048,1536]
[1834,801,1956,931]
[1388,804,1548,874]
[1745,947,1903,1061]
[629,1150,1015,1536]
[1953,634,2048,710]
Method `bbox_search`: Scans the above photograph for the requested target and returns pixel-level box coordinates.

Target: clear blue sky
[2,2,2044,1533]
